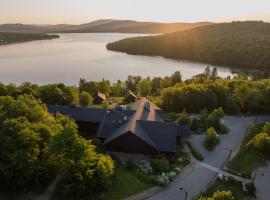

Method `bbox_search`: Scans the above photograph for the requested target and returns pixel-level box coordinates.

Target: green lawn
[228,123,266,178]
[201,179,251,200]
[105,167,153,200]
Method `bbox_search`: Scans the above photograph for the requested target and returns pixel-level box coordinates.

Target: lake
[0,33,234,85]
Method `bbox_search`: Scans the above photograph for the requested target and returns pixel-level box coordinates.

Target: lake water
[0,33,234,85]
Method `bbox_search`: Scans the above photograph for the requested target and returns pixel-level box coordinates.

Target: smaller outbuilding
[125,90,138,103]
[94,91,106,104]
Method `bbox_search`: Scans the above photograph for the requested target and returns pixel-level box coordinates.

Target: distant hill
[107,21,270,70]
[0,32,59,45]
[0,19,212,34]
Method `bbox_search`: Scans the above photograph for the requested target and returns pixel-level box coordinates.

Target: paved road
[255,163,270,200]
[146,116,256,200]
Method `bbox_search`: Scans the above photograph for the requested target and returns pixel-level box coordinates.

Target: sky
[1,0,270,24]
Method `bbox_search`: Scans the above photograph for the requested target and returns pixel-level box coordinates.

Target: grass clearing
[105,167,153,200]
[201,179,252,200]
[228,123,266,177]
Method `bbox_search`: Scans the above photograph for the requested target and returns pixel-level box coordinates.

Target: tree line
[0,71,182,107]
[161,76,270,114]
[0,68,269,114]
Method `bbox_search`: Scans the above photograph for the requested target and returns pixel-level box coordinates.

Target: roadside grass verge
[227,123,266,178]
[200,179,251,200]
[187,142,204,161]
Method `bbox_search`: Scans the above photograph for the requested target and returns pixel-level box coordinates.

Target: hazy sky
[1,0,270,24]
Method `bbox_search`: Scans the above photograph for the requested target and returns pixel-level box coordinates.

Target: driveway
[146,116,256,200]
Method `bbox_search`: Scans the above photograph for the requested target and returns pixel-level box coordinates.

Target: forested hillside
[107,21,270,70]
[0,32,59,45]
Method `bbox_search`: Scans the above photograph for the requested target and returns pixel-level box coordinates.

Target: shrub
[126,160,135,170]
[177,109,190,125]
[136,160,153,175]
[190,108,227,134]
[79,91,93,107]
[134,171,153,184]
[262,122,270,134]
[226,176,236,183]
[191,118,200,131]
[164,112,180,122]
[247,133,270,158]
[174,167,181,174]
[101,100,110,108]
[204,127,219,151]
[167,171,177,181]
[154,172,170,186]
[91,138,102,146]
[150,157,170,174]
[220,123,229,134]
[205,107,225,131]
[199,190,235,200]
[187,142,204,161]
[244,182,256,195]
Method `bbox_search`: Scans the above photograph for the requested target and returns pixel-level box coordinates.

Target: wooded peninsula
[0,32,59,45]
[107,21,270,71]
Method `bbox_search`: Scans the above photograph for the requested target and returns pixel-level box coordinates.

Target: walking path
[198,162,250,183]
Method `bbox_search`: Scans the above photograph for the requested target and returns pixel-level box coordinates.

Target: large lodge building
[48,98,190,155]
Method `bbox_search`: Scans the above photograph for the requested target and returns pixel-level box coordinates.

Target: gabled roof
[104,98,175,152]
[127,90,138,98]
[138,121,178,152]
[104,98,191,153]
[47,98,191,154]
[97,91,106,100]
[104,98,162,143]
[96,109,130,139]
[130,97,163,122]
[47,105,107,122]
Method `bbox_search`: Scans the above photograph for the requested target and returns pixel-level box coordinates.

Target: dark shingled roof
[177,124,192,138]
[103,98,190,153]
[104,98,163,145]
[47,98,191,153]
[96,109,130,139]
[47,105,107,122]
[138,121,178,152]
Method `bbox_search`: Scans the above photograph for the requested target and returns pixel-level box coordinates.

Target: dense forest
[0,32,59,45]
[0,68,269,114]
[107,21,270,70]
[0,95,114,198]
[161,78,270,114]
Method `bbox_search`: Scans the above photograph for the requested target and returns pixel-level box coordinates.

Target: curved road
[146,116,259,200]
